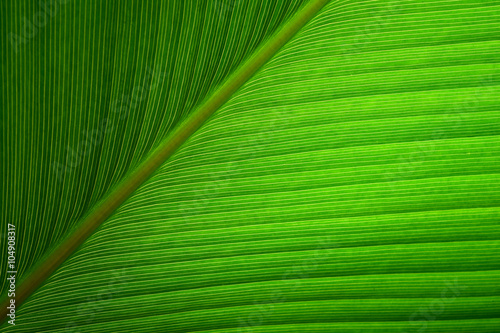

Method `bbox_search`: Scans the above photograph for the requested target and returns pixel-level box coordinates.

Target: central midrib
[0,0,331,322]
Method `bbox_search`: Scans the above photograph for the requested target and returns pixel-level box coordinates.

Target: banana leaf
[1,0,499,331]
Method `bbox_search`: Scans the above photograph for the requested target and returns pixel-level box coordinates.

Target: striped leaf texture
[1,0,500,332]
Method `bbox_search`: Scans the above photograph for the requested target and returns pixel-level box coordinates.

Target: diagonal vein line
[0,0,331,322]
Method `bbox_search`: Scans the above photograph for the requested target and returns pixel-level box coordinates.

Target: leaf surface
[1,0,500,332]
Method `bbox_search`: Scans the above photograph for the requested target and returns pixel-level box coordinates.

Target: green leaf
[1,0,500,332]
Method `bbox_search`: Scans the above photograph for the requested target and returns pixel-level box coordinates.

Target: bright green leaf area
[1,0,500,332]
